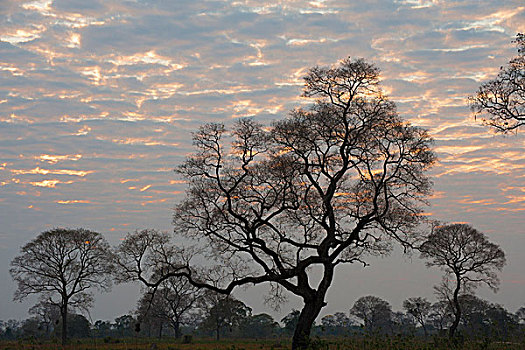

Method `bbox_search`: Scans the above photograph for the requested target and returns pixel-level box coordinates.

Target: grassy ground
[2,336,525,350]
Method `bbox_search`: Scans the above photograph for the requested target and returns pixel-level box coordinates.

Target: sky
[0,0,524,323]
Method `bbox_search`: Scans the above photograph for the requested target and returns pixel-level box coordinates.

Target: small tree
[429,300,453,334]
[10,228,113,345]
[419,223,506,338]
[199,294,251,340]
[470,33,525,132]
[403,297,431,337]
[136,277,202,339]
[350,295,393,334]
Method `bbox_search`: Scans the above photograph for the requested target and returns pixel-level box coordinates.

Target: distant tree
[0,320,20,340]
[516,306,525,323]
[458,295,518,340]
[350,296,393,334]
[321,312,351,335]
[281,309,301,335]
[470,33,525,132]
[140,276,202,339]
[113,315,135,337]
[93,320,112,338]
[135,291,169,338]
[115,57,436,350]
[403,297,432,337]
[391,311,415,335]
[19,317,46,338]
[419,223,506,338]
[28,300,61,337]
[10,228,113,345]
[55,314,91,339]
[429,300,453,334]
[240,313,279,338]
[199,294,251,340]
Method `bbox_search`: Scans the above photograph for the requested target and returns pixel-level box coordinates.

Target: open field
[2,337,525,350]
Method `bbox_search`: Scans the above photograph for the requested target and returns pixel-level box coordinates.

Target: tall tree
[403,297,431,337]
[115,57,435,350]
[419,223,506,338]
[470,33,525,132]
[10,228,113,345]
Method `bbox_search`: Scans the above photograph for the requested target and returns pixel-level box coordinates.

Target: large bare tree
[419,223,506,339]
[10,228,113,345]
[470,33,525,132]
[115,57,435,349]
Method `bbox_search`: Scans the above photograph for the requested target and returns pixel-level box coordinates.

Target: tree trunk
[291,297,325,350]
[158,322,163,339]
[449,277,461,339]
[61,304,68,346]
[173,321,181,339]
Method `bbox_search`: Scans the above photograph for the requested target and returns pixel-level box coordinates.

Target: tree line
[9,34,524,350]
[2,292,525,342]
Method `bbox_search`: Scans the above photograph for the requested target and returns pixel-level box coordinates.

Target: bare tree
[10,228,113,345]
[429,300,453,334]
[419,223,506,338]
[350,295,393,334]
[403,297,431,337]
[136,277,202,339]
[115,57,435,350]
[470,33,525,132]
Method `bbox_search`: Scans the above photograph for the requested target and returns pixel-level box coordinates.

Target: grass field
[2,336,525,350]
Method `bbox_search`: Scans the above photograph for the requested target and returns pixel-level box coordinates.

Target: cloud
[1,0,524,320]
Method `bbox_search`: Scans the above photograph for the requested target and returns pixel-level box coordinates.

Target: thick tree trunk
[291,296,325,350]
[449,278,461,339]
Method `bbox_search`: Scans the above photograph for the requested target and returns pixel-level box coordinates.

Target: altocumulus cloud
[0,0,523,320]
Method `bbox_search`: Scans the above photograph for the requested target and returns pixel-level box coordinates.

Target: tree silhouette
[419,223,506,338]
[350,295,393,334]
[470,33,525,132]
[116,57,435,350]
[136,276,202,338]
[10,228,113,345]
[403,297,431,337]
